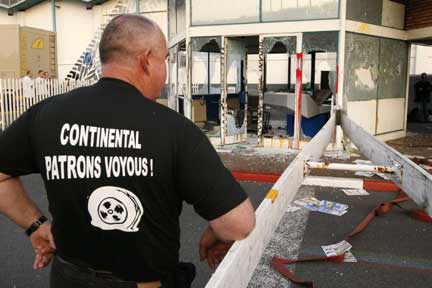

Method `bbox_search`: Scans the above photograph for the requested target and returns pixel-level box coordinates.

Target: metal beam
[305,162,396,173]
[220,36,227,145]
[341,114,432,215]
[135,0,140,15]
[293,34,303,149]
[205,113,336,288]
[257,35,264,145]
[51,0,56,33]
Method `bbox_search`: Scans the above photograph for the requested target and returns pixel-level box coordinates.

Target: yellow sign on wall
[31,38,44,49]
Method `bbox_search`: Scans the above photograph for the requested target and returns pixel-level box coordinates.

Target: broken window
[191,37,222,95]
[261,36,298,135]
[225,38,248,136]
[344,32,408,134]
[262,0,339,22]
[344,33,380,102]
[302,31,338,101]
[264,36,297,93]
[190,37,222,124]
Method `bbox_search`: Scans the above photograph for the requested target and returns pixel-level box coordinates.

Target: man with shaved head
[0,15,255,288]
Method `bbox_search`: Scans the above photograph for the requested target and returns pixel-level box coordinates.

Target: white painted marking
[303,176,363,189]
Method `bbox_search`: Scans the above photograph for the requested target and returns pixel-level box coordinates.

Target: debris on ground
[294,197,349,216]
[342,188,370,196]
[321,240,352,257]
[286,204,302,213]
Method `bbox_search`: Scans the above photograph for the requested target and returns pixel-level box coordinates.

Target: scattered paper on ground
[294,197,348,216]
[343,251,358,263]
[321,240,353,257]
[286,204,302,213]
[342,188,370,196]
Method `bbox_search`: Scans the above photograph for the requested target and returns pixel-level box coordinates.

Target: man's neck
[101,64,153,100]
[101,65,136,87]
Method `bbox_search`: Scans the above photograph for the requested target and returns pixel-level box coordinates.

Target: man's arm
[209,198,255,241]
[199,198,255,269]
[0,172,55,269]
[0,173,43,228]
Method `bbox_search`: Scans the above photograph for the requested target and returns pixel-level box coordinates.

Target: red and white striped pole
[293,52,303,149]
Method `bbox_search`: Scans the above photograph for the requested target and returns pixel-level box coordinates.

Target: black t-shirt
[0,78,247,282]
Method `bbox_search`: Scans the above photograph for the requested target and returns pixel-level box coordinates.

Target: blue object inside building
[286,112,330,137]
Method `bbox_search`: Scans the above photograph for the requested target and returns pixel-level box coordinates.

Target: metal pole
[305,162,397,174]
[336,0,347,149]
[243,49,248,140]
[136,0,140,15]
[175,44,179,112]
[0,80,4,131]
[257,35,265,145]
[185,0,192,119]
[51,0,56,33]
[310,51,316,95]
[208,52,211,94]
[186,37,192,119]
[288,54,291,91]
[220,36,227,146]
[293,34,303,150]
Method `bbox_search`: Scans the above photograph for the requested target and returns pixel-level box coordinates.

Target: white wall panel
[376,97,405,134]
[347,100,377,135]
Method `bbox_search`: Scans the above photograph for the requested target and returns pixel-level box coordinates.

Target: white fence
[0,79,94,130]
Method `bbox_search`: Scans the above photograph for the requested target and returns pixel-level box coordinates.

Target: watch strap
[25,215,48,236]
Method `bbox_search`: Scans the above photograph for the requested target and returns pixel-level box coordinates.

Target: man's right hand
[30,221,56,270]
[199,226,233,270]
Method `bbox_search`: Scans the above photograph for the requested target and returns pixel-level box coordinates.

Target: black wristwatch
[25,216,48,236]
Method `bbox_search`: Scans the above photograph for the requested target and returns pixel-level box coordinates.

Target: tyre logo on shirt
[88,186,143,232]
[98,197,128,225]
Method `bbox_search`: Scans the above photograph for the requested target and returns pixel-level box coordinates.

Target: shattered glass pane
[191,37,222,52]
[191,37,222,95]
[264,37,296,55]
[302,31,338,53]
[302,32,338,95]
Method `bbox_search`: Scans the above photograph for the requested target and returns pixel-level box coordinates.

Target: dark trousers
[421,97,430,121]
[50,256,195,288]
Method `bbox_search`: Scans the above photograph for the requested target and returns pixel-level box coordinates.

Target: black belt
[56,255,132,281]
[55,256,194,288]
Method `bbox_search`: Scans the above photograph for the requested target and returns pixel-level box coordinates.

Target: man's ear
[139,49,152,76]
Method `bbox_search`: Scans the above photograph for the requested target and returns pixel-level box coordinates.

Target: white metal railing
[0,78,94,130]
